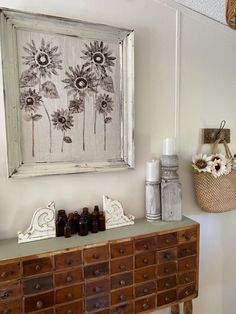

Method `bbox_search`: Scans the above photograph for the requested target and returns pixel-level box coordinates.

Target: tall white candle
[146,159,160,182]
[163,138,176,155]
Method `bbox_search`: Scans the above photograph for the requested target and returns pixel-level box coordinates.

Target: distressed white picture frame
[0,8,134,178]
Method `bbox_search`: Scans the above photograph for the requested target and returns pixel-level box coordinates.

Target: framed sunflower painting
[0,8,134,177]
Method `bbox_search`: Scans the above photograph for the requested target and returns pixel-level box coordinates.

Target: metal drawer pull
[143,303,149,310]
[67,292,73,300]
[119,280,126,286]
[185,263,190,269]
[165,282,171,288]
[143,258,148,264]
[143,288,149,293]
[1,272,7,278]
[143,273,148,279]
[119,248,125,254]
[94,286,101,293]
[95,302,101,309]
[119,263,126,270]
[165,296,170,302]
[119,294,127,301]
[93,253,100,259]
[66,258,72,265]
[184,233,191,240]
[143,243,148,249]
[164,268,170,273]
[35,283,41,290]
[66,275,72,282]
[185,277,190,283]
[184,248,192,254]
[164,253,172,260]
[94,270,101,276]
[1,290,10,299]
[36,300,43,309]
[67,310,73,314]
[3,309,11,314]
[165,238,171,244]
[185,289,191,296]
[35,265,41,271]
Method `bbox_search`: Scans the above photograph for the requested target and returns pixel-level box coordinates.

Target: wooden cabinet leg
[171,304,180,314]
[183,300,193,314]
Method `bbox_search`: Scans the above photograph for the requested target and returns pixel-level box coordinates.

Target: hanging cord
[226,0,236,30]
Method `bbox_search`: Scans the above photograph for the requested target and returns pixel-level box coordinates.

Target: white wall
[1,0,236,313]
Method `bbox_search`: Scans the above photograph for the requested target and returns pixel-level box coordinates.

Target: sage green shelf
[0,216,198,261]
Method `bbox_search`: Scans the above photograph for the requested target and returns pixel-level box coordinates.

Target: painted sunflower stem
[32,117,35,157]
[61,131,65,153]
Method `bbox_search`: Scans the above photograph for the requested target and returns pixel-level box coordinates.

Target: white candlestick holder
[145,180,161,221]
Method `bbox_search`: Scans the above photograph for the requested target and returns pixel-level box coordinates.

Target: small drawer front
[55,250,82,270]
[135,281,156,298]
[55,284,83,304]
[135,237,157,252]
[178,243,197,259]
[157,262,177,277]
[135,251,156,268]
[111,302,133,314]
[84,262,109,280]
[178,256,196,272]
[111,272,133,290]
[83,245,109,264]
[55,300,83,314]
[34,309,53,314]
[178,284,197,300]
[92,310,109,314]
[24,291,54,313]
[135,266,156,284]
[85,278,109,297]
[0,299,22,314]
[0,280,21,301]
[157,289,177,307]
[156,233,177,249]
[85,295,109,312]
[178,271,196,285]
[157,248,177,264]
[111,241,133,259]
[111,256,133,274]
[0,262,20,283]
[23,274,53,295]
[135,296,156,313]
[157,275,177,291]
[23,257,52,277]
[178,227,197,243]
[111,287,133,305]
[55,268,83,287]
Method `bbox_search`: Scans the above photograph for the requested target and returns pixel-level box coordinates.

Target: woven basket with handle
[193,137,236,213]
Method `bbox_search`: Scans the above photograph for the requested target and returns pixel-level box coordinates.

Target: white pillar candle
[163,137,176,155]
[146,159,160,182]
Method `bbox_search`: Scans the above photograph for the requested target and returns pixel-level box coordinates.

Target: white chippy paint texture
[176,0,226,24]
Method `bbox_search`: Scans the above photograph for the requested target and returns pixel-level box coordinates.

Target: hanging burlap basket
[193,137,236,213]
[226,0,236,30]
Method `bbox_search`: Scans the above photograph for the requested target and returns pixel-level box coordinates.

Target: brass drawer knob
[164,268,170,273]
[66,258,72,265]
[66,275,72,282]
[35,265,41,271]
[143,258,148,264]
[119,294,127,302]
[1,272,7,278]
[165,281,171,288]
[165,238,171,244]
[185,277,190,283]
[3,309,11,314]
[36,300,43,309]
[143,288,149,293]
[185,289,191,296]
[94,269,101,276]
[165,296,170,303]
[119,248,125,254]
[119,280,126,286]
[143,273,148,279]
[184,248,192,254]
[185,263,190,269]
[1,290,10,299]
[143,243,148,250]
[67,310,73,314]
[35,283,41,290]
[184,233,191,240]
[143,303,149,310]
[67,292,73,300]
[164,253,172,260]
[94,286,101,293]
[95,302,101,309]
[93,253,100,260]
[119,263,126,270]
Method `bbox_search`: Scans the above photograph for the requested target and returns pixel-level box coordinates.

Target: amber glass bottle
[98,211,106,231]
[78,215,88,236]
[56,210,68,237]
[68,213,76,235]
[64,222,71,238]
[91,213,99,233]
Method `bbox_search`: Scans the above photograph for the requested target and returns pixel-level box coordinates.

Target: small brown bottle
[56,210,68,237]
[64,222,71,238]
[98,211,106,231]
[73,211,80,233]
[91,213,99,233]
[78,215,88,236]
[68,213,76,235]
[82,207,92,231]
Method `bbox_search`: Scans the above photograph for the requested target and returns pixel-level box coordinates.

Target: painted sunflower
[51,109,74,132]
[22,38,63,78]
[62,64,97,97]
[81,41,116,75]
[192,154,212,173]
[20,88,42,112]
[69,98,85,114]
[211,160,227,178]
[95,94,114,115]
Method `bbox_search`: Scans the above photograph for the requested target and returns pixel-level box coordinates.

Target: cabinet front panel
[135,281,156,298]
[111,286,133,305]
[23,257,52,277]
[83,245,109,264]
[178,271,196,285]
[24,291,54,313]
[55,250,82,270]
[135,295,156,313]
[55,268,83,287]
[84,278,110,297]
[0,280,21,301]
[85,294,109,312]
[111,272,133,290]
[0,298,22,313]
[134,266,156,284]
[178,227,197,243]
[135,236,157,252]
[0,262,21,283]
[110,302,133,314]
[178,284,197,300]
[178,242,197,259]
[55,284,83,304]
[157,248,177,264]
[157,289,177,307]
[23,274,53,295]
[157,262,177,277]
[178,256,197,272]
[157,275,177,291]
[84,262,109,280]
[55,300,83,314]
[111,256,133,274]
[111,241,133,259]
[135,251,156,268]
[157,233,177,249]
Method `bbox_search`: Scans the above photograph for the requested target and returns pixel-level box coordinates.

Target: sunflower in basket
[192,154,212,173]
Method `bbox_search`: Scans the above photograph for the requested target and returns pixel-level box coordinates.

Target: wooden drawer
[55,250,82,270]
[84,262,109,280]
[84,245,109,264]
[135,251,156,268]
[0,280,21,301]
[55,300,83,314]
[135,236,157,252]
[111,302,133,314]
[24,291,54,313]
[111,272,133,290]
[55,267,83,287]
[135,281,156,298]
[0,299,22,313]
[157,289,177,307]
[55,284,83,304]
[85,278,109,297]
[0,262,20,283]
[33,310,53,314]
[93,310,109,314]
[178,284,197,300]
[178,256,196,272]
[23,274,53,295]
[111,241,133,259]
[111,287,133,305]
[157,262,177,277]
[178,242,197,258]
[157,275,177,291]
[85,294,109,312]
[23,257,52,277]
[178,271,196,285]
[156,233,177,249]
[135,296,156,313]
[111,256,133,274]
[157,248,177,264]
[134,266,156,284]
[178,227,197,243]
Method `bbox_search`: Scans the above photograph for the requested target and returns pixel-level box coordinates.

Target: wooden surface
[184,300,193,314]
[0,216,198,261]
